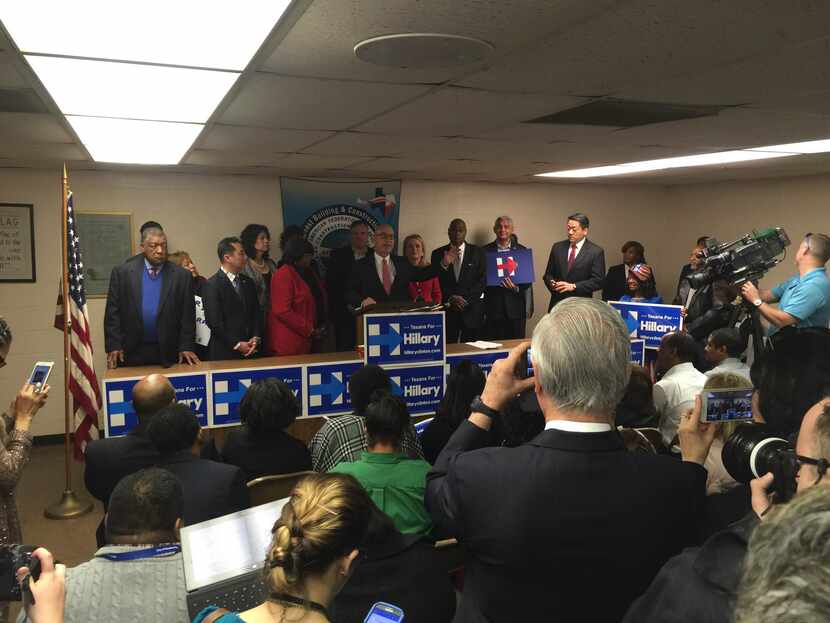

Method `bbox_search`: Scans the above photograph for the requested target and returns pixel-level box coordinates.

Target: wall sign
[0,203,35,282]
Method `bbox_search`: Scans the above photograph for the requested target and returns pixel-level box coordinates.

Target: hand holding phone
[700,387,754,423]
[364,602,404,623]
[27,362,54,393]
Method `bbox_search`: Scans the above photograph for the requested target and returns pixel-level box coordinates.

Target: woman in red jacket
[403,234,442,305]
[269,239,327,356]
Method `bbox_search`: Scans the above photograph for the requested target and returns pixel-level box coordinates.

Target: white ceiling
[4,0,830,184]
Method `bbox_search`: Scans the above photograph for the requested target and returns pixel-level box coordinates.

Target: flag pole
[45,164,93,519]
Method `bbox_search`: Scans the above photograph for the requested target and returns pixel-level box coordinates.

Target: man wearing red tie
[543,213,606,311]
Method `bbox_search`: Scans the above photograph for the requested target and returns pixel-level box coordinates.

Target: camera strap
[95,544,181,562]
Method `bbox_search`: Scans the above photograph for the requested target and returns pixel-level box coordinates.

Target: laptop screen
[181,498,289,591]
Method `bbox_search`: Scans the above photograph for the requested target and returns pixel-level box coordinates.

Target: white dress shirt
[221,266,240,288]
[545,420,613,433]
[704,358,752,383]
[453,242,466,279]
[654,362,707,444]
[374,253,396,286]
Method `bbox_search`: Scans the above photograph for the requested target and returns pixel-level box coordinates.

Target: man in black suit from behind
[104,226,200,368]
[603,240,647,302]
[431,219,487,343]
[202,237,262,361]
[426,297,715,623]
[328,220,373,351]
[347,224,451,311]
[148,402,250,526]
[483,216,530,340]
[543,212,605,311]
[84,373,174,545]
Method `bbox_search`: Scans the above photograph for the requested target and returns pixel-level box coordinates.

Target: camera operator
[740,232,830,335]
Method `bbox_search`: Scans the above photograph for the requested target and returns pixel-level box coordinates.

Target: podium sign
[388,364,445,415]
[306,361,363,417]
[364,312,445,367]
[610,301,684,349]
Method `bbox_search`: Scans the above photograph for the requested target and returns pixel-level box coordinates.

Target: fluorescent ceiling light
[746,138,830,154]
[537,150,794,178]
[66,116,203,165]
[27,56,238,123]
[0,0,292,70]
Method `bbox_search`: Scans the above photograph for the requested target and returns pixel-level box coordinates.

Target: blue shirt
[769,268,830,335]
[141,259,163,343]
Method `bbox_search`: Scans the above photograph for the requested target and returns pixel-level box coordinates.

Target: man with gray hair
[426,297,716,623]
[741,232,830,335]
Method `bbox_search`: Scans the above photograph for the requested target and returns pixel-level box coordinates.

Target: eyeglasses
[784,450,829,484]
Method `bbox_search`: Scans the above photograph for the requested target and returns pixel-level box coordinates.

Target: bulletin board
[0,203,36,282]
[75,212,134,297]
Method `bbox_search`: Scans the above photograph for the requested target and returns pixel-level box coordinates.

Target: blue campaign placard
[485,247,535,286]
[306,361,363,417]
[630,339,646,366]
[211,366,303,426]
[364,312,445,366]
[445,350,510,378]
[104,372,209,437]
[388,364,445,415]
[610,301,684,349]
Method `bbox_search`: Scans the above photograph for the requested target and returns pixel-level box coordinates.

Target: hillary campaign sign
[610,301,684,349]
[630,339,646,366]
[104,372,208,437]
[446,350,510,378]
[485,248,535,287]
[388,365,445,415]
[364,312,445,366]
[306,361,363,417]
[211,366,303,426]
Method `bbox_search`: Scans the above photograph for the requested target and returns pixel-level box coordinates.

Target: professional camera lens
[721,423,790,483]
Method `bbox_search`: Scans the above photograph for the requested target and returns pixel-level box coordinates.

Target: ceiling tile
[0,112,73,142]
[0,51,26,88]
[0,141,87,160]
[184,149,291,167]
[198,124,334,152]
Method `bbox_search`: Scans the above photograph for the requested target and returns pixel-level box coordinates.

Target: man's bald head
[132,374,176,422]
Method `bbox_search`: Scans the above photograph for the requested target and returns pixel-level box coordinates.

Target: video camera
[0,544,39,601]
[687,227,791,289]
[721,424,798,504]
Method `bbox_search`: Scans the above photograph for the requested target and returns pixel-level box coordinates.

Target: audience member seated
[309,365,423,473]
[147,403,249,525]
[193,473,372,623]
[220,378,311,481]
[615,364,659,428]
[704,328,750,381]
[702,373,754,496]
[331,393,433,536]
[734,484,830,623]
[427,298,716,622]
[420,360,486,464]
[42,468,189,623]
[85,373,174,545]
[333,503,456,623]
[686,280,740,343]
[619,263,662,303]
[623,393,830,623]
[654,331,708,444]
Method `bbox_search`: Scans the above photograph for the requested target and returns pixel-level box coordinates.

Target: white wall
[1,167,825,435]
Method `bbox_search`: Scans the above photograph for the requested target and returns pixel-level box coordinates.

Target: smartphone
[700,387,754,423]
[363,602,404,623]
[27,362,54,392]
[516,347,534,379]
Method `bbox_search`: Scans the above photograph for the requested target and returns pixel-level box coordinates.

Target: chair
[247,471,315,506]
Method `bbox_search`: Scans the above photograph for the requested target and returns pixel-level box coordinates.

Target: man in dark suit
[483,216,530,340]
[673,236,710,305]
[603,240,647,302]
[104,226,199,368]
[203,236,261,361]
[328,220,373,351]
[431,219,487,343]
[148,402,250,526]
[347,224,450,311]
[543,212,605,311]
[426,298,715,623]
[84,373,175,545]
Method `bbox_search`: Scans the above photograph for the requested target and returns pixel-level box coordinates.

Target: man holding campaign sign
[484,216,533,340]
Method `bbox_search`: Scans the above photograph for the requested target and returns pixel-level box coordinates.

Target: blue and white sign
[388,364,445,415]
[630,339,646,366]
[104,372,209,437]
[610,301,684,349]
[364,312,445,366]
[446,350,510,378]
[306,361,363,417]
[211,366,303,426]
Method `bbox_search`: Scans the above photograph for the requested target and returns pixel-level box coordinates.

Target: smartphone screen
[364,603,404,623]
[526,347,534,378]
[27,362,54,390]
[701,388,753,423]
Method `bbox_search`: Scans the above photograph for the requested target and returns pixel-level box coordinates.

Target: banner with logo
[388,364,445,415]
[211,366,303,426]
[364,312,445,367]
[485,248,535,286]
[630,339,646,366]
[446,349,511,378]
[305,361,363,417]
[610,301,684,349]
[280,178,401,262]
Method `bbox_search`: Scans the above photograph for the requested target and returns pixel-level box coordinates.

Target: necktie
[453,249,462,280]
[148,266,159,279]
[567,243,577,272]
[382,258,392,295]
[232,276,241,296]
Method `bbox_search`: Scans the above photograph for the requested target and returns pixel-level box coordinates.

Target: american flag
[54,186,102,459]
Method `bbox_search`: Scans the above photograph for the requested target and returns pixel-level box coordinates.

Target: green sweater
[330,451,433,536]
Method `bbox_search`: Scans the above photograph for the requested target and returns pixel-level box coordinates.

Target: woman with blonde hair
[403,234,441,305]
[194,473,372,623]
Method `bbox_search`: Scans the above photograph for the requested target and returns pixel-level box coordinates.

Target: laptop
[181,498,289,619]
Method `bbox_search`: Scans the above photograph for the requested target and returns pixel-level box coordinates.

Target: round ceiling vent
[354,33,494,69]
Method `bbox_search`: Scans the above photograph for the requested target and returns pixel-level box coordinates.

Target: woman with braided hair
[194,473,372,623]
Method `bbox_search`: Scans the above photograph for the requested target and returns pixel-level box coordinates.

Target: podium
[354,301,441,346]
